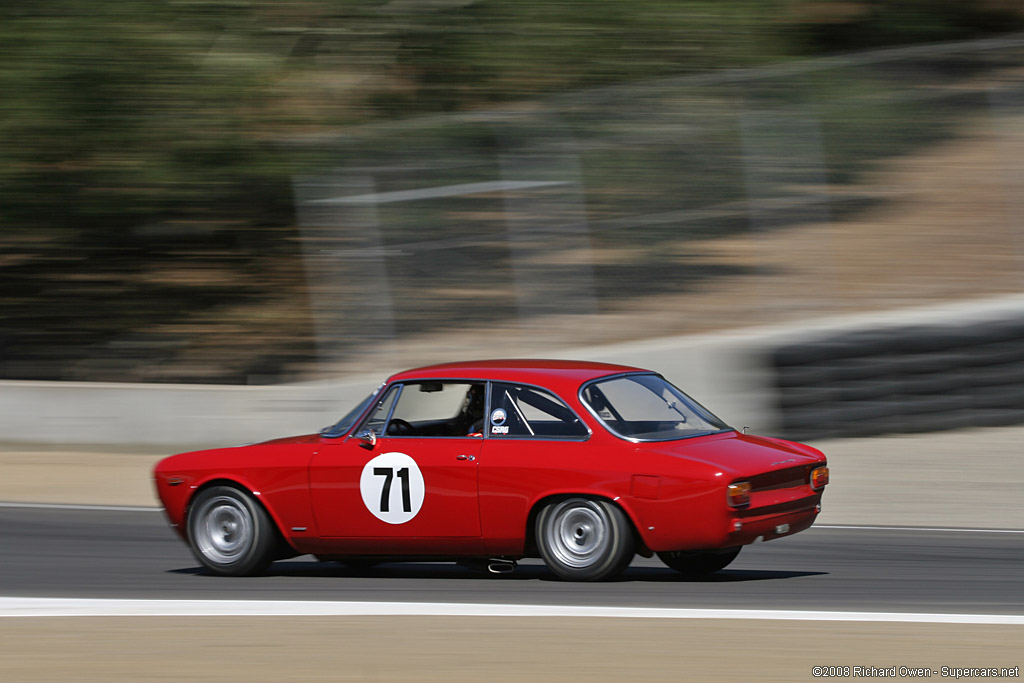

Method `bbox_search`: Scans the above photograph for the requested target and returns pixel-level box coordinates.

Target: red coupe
[154,360,829,581]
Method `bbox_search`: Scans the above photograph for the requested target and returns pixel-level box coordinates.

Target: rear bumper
[639,490,823,552]
[727,499,820,545]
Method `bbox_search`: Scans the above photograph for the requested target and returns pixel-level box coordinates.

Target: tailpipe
[486,558,518,574]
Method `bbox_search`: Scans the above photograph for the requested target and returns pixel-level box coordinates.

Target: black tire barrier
[771,316,1024,440]
[970,384,1024,410]
[964,339,1024,367]
[967,362,1024,387]
[777,386,844,408]
[774,362,834,388]
[896,351,973,375]
[834,379,904,402]
[896,370,972,396]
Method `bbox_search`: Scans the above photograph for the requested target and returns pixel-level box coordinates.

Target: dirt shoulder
[3,424,1022,529]
[0,450,164,508]
[812,426,1024,529]
[0,617,1019,682]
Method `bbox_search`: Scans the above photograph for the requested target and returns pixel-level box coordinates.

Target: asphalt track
[1,506,1021,615]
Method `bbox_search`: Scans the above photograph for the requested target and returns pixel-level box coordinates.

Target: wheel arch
[185,477,294,552]
[524,492,650,558]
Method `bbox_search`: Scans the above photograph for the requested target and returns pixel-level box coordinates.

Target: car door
[309,381,484,540]
[477,381,594,548]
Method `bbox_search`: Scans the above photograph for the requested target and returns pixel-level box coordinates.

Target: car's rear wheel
[188,486,276,576]
[657,546,741,576]
[536,498,634,581]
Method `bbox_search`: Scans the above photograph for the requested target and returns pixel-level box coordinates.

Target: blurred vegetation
[1,1,1022,382]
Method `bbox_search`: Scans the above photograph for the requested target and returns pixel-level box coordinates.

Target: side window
[488,383,588,439]
[378,382,485,437]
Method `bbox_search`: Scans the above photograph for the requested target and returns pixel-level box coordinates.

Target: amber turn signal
[727,481,751,507]
[810,466,829,490]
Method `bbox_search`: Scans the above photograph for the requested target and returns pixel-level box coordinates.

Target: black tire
[658,546,741,576]
[535,498,634,581]
[187,486,277,576]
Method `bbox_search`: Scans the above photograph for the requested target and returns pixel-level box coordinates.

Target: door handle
[456,454,476,461]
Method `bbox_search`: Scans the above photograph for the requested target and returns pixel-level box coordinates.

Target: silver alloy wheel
[543,499,608,569]
[192,495,254,566]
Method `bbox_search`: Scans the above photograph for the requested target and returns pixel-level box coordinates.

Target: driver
[457,384,486,436]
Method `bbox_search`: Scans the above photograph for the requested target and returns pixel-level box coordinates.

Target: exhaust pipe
[486,559,517,574]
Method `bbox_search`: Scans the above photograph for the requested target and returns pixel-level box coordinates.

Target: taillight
[810,466,829,490]
[727,481,751,507]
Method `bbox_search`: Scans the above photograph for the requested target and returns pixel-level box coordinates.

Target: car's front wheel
[657,546,741,576]
[536,498,634,581]
[188,486,276,576]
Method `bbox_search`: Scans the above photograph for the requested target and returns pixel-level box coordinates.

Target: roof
[388,359,647,390]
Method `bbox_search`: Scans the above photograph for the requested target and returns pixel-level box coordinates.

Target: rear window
[581,374,729,441]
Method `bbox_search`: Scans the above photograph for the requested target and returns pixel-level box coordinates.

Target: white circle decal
[359,452,425,524]
[490,408,507,425]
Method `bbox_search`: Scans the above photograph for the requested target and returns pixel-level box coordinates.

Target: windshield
[319,386,382,438]
[581,374,730,441]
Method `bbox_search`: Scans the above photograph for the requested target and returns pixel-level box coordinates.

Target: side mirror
[356,428,377,449]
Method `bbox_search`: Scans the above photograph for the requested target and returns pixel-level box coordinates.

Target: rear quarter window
[488,383,589,439]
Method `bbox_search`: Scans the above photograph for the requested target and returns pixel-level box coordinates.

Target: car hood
[248,433,321,447]
[156,433,320,473]
[652,431,824,476]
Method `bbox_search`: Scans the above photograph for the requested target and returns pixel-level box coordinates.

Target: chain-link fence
[295,34,1024,379]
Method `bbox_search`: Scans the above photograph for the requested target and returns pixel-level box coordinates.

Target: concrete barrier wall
[4,294,1024,448]
[0,377,382,449]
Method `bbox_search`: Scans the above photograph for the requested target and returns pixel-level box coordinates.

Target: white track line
[1,598,1021,623]
[0,502,160,512]
[815,525,1024,534]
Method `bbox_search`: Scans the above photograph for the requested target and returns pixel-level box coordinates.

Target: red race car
[154,360,828,581]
